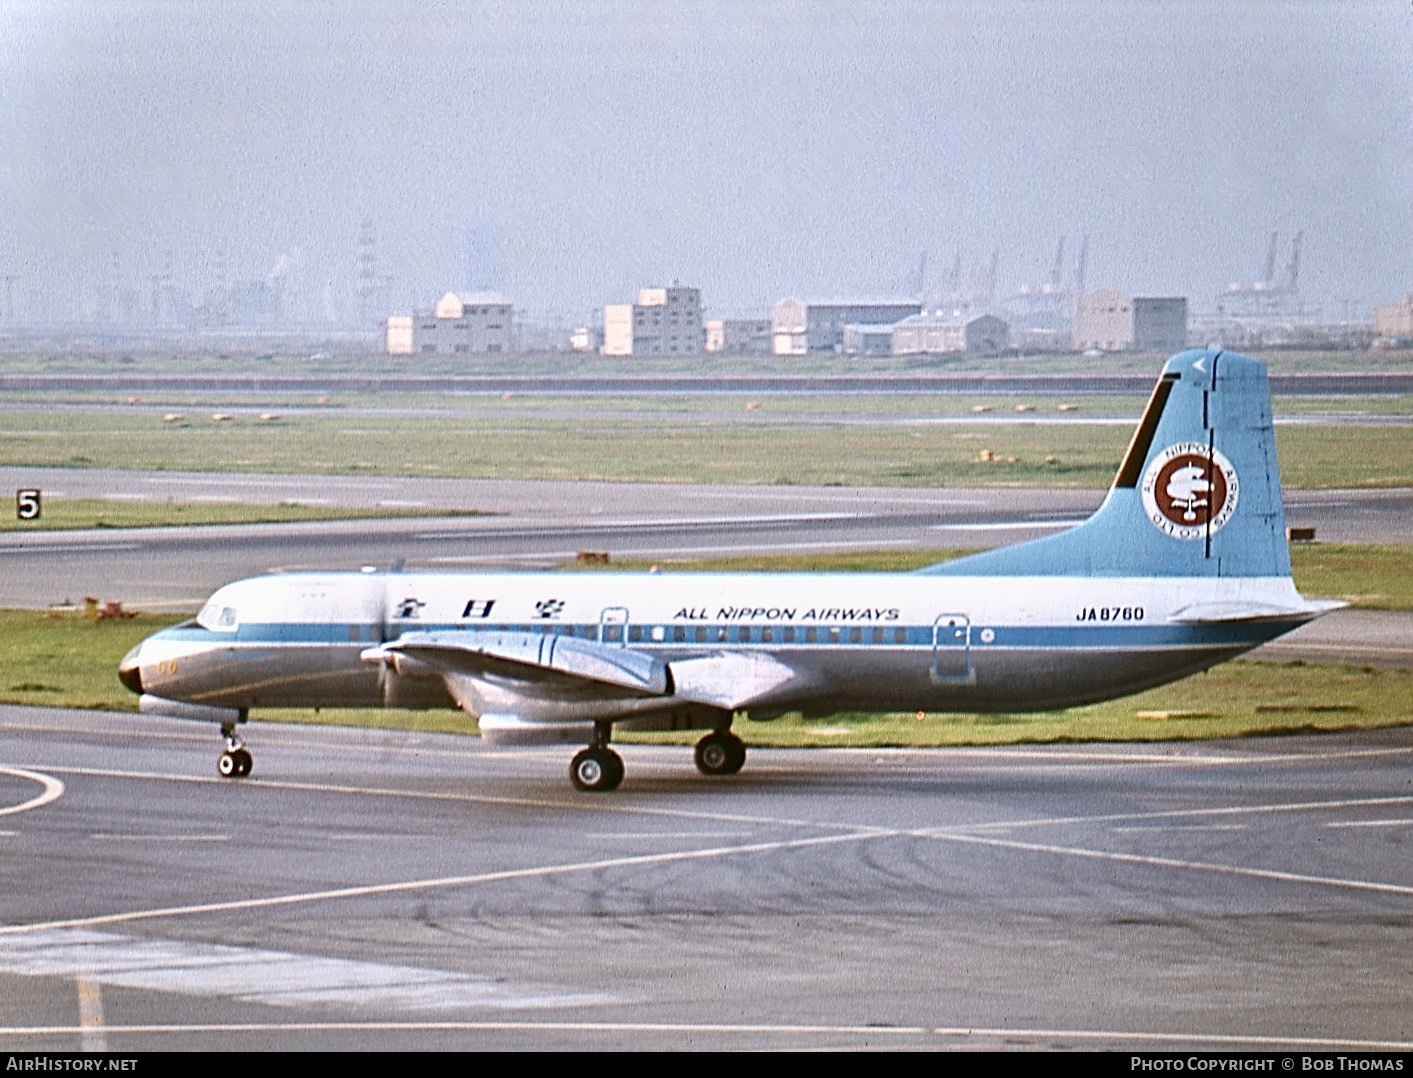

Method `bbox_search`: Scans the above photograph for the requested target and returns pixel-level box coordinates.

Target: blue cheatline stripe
[154,619,1305,652]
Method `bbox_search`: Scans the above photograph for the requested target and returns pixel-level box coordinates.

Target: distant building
[705,318,771,355]
[570,325,602,352]
[385,315,414,355]
[842,323,897,356]
[603,285,704,356]
[1373,294,1413,339]
[1133,297,1189,353]
[771,298,922,355]
[890,313,1010,356]
[1073,289,1135,352]
[964,314,1010,354]
[1075,291,1187,353]
[391,291,514,355]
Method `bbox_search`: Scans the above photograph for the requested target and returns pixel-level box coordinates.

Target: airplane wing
[362,630,809,713]
[364,630,669,697]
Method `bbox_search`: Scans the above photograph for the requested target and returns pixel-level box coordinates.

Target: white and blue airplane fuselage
[120,350,1340,790]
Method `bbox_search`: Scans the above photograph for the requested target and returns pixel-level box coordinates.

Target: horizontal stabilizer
[364,630,669,696]
[1167,599,1345,624]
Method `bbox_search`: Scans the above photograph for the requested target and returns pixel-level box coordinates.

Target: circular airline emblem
[1140,443,1239,540]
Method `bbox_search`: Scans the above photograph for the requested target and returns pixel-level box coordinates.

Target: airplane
[119,348,1340,792]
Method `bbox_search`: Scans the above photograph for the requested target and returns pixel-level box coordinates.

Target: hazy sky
[3,0,1411,321]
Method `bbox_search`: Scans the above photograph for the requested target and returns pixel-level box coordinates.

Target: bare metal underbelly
[182,641,1252,717]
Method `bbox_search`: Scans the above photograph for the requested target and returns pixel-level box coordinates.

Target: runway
[0,706,1409,1051]
[2,469,1411,615]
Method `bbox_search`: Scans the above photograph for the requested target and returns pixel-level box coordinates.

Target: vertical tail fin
[922,349,1291,578]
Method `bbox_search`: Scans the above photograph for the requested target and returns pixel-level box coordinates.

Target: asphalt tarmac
[0,706,1409,1051]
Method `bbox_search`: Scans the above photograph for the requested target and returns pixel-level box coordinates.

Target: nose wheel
[218,727,253,779]
[694,731,746,776]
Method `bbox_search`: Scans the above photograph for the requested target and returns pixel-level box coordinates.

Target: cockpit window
[197,602,239,632]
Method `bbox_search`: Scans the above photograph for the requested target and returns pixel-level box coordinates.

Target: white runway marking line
[956,794,1413,833]
[0,1020,1407,1051]
[0,766,64,818]
[1326,818,1413,829]
[1109,824,1247,833]
[90,834,231,842]
[0,829,879,939]
[0,928,613,1013]
[920,831,1413,898]
[582,831,757,840]
[32,762,869,832]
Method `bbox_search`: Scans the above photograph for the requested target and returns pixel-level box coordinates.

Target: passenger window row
[422,624,915,645]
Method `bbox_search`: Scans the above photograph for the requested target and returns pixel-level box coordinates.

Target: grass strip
[1,411,1407,488]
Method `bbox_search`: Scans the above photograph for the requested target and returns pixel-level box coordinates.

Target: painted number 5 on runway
[15,489,41,521]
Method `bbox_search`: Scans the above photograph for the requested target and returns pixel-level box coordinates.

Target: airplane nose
[118,644,144,695]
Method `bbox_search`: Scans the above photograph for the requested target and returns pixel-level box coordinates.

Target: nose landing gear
[218,723,253,779]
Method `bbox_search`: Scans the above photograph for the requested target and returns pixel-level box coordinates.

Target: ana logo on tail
[1141,443,1239,540]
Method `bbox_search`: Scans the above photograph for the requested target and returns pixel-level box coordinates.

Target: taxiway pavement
[0,706,1409,1051]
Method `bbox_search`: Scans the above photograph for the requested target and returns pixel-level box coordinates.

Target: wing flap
[668,651,806,710]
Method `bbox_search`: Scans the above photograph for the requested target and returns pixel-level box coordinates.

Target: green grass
[0,408,1406,488]
[0,611,177,711]
[0,498,487,532]
[5,389,1410,420]
[0,541,1407,748]
[1290,543,1413,610]
[622,661,1413,748]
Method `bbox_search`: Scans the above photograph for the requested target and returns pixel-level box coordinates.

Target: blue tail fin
[921,349,1291,578]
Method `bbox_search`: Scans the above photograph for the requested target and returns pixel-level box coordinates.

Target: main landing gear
[570,722,624,793]
[694,730,746,777]
[217,722,253,779]
[568,723,748,792]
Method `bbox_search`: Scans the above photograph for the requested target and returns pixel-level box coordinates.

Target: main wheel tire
[722,733,746,775]
[218,751,238,778]
[235,748,253,777]
[571,748,624,792]
[695,732,745,776]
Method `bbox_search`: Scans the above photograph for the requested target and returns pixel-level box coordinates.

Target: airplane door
[599,607,629,646]
[931,614,971,682]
